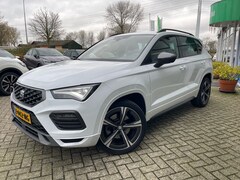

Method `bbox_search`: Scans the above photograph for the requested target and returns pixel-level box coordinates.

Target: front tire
[99,100,146,155]
[191,77,211,107]
[0,72,19,96]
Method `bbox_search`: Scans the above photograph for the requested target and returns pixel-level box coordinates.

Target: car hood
[41,56,71,62]
[18,60,132,90]
[0,57,21,62]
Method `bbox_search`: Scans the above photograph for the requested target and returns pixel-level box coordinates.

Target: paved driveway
[0,88,240,180]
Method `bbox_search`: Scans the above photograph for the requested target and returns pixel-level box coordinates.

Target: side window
[195,40,202,54]
[64,51,70,56]
[32,49,37,56]
[178,36,198,57]
[71,51,78,57]
[149,36,179,64]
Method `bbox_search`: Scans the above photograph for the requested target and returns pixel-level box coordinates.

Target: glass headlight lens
[51,84,99,101]
[43,59,51,64]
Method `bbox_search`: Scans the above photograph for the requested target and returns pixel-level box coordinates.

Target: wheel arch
[203,73,212,82]
[0,68,22,77]
[109,92,146,115]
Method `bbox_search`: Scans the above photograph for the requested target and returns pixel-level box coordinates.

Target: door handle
[179,65,186,71]
[200,60,206,65]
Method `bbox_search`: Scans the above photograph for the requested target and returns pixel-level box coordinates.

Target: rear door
[176,36,204,92]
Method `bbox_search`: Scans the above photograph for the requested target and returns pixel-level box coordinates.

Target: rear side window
[178,36,200,57]
[71,51,78,57]
[149,36,179,63]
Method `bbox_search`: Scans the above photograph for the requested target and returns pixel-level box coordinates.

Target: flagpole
[149,13,151,31]
[195,0,202,37]
[23,0,28,44]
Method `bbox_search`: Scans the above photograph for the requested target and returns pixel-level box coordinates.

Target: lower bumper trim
[12,117,58,146]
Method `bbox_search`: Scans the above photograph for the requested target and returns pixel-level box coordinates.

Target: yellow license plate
[15,107,31,124]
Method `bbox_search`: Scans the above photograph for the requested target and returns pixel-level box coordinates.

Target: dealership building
[210,0,240,66]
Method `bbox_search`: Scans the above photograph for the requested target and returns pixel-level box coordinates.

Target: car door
[24,49,33,69]
[144,35,188,117]
[31,49,40,68]
[177,36,205,93]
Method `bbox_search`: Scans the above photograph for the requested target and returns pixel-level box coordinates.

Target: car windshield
[0,49,15,58]
[37,48,63,56]
[79,34,154,61]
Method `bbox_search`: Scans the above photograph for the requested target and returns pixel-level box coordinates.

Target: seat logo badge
[20,89,25,98]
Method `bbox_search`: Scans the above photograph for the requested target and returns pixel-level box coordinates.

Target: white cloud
[0,0,219,43]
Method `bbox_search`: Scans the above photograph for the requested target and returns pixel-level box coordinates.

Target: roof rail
[158,29,194,36]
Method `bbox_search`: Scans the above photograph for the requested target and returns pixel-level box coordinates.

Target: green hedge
[7,46,31,60]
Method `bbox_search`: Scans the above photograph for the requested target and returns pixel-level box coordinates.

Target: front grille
[14,84,44,107]
[50,111,86,130]
[12,103,49,135]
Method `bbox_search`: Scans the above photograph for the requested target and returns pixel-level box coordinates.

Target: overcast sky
[0,0,219,43]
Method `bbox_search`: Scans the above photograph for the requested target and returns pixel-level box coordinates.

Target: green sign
[210,0,240,26]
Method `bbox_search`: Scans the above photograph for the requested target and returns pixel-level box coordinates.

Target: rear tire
[98,100,146,155]
[191,77,211,107]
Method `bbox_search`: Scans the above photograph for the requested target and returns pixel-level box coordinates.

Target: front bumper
[10,89,104,148]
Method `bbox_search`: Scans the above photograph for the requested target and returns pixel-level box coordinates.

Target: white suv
[11,29,212,154]
[0,49,28,96]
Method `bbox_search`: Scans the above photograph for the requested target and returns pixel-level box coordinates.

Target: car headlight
[51,84,100,101]
[43,59,51,64]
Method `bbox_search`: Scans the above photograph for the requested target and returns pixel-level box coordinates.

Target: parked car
[23,48,71,69]
[0,49,28,96]
[11,29,212,154]
[64,49,85,59]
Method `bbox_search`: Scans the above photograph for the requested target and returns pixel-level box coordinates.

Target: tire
[0,72,19,96]
[98,100,147,155]
[191,77,211,107]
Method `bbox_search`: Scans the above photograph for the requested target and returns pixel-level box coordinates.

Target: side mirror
[154,52,177,68]
[34,54,39,59]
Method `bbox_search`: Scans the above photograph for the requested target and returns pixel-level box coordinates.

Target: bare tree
[78,30,87,48]
[105,1,144,35]
[8,27,20,46]
[65,32,78,41]
[29,8,63,45]
[86,31,94,47]
[0,15,20,46]
[97,29,106,41]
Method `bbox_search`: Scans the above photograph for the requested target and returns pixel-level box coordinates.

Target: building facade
[210,0,240,67]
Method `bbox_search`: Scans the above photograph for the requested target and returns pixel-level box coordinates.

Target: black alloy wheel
[191,77,211,107]
[99,100,146,154]
[0,72,19,96]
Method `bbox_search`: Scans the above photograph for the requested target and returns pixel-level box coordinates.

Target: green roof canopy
[210,0,240,27]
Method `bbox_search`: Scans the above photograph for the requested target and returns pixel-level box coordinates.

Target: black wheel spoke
[103,119,117,128]
[204,92,210,98]
[3,84,10,92]
[123,120,142,128]
[2,78,10,84]
[120,129,132,148]
[103,130,119,147]
[120,107,128,125]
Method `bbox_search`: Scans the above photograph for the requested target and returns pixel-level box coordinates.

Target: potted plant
[217,64,240,92]
[212,61,225,79]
